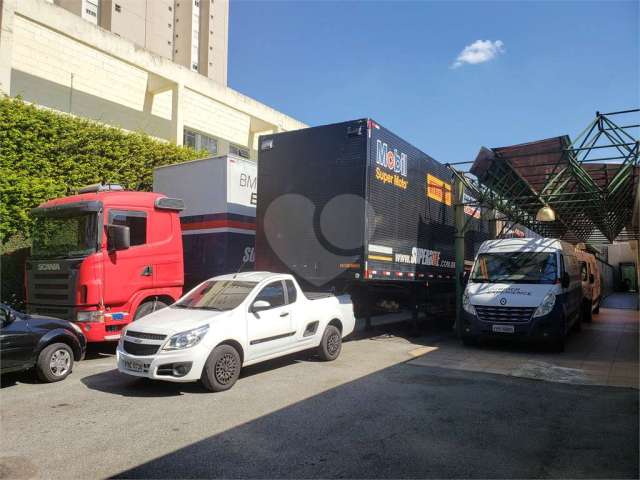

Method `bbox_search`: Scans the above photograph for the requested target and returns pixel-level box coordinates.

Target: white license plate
[123,358,145,372]
[492,324,515,334]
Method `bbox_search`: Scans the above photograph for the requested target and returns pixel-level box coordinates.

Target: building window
[184,129,218,155]
[229,144,250,159]
[115,4,121,12]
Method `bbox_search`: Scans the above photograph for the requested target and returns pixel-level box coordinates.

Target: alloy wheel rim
[214,353,237,384]
[327,332,340,356]
[49,349,71,376]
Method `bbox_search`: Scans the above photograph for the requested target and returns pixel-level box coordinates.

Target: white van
[461,238,583,351]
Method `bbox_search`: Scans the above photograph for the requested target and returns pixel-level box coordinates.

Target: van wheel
[36,343,74,382]
[133,300,169,321]
[318,325,342,361]
[201,345,241,392]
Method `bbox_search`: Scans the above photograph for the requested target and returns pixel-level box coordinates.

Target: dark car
[1,304,86,382]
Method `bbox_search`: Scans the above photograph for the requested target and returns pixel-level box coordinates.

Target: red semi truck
[25,155,257,342]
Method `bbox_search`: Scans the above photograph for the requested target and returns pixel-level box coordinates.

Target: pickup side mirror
[107,224,130,251]
[251,300,271,313]
[561,272,571,289]
[589,273,595,284]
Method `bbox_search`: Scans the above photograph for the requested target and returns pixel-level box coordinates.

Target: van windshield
[470,252,558,284]
[174,280,257,312]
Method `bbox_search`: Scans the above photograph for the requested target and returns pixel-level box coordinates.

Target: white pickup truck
[116,272,355,391]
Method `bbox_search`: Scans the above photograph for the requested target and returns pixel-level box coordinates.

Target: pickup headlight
[76,310,104,322]
[163,325,209,351]
[533,292,556,318]
[462,291,476,315]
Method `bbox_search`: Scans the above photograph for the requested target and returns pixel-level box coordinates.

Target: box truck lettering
[242,246,256,263]
[376,140,407,177]
[427,174,452,206]
[375,167,408,190]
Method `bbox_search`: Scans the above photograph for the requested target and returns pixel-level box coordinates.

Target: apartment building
[0,0,306,160]
[52,0,228,85]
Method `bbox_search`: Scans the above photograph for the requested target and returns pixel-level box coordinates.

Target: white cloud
[451,40,505,69]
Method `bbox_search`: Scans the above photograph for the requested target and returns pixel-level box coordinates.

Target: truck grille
[126,331,167,341]
[29,305,74,321]
[123,341,160,356]
[475,305,536,324]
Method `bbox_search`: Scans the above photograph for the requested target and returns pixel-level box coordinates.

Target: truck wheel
[133,300,169,321]
[201,345,241,392]
[36,343,74,383]
[318,325,342,361]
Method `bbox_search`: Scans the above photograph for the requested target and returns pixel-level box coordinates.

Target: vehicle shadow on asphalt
[0,371,40,388]
[109,361,639,479]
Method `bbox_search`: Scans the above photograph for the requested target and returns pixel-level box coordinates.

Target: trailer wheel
[318,325,342,361]
[582,300,592,323]
[133,300,169,321]
[201,345,241,392]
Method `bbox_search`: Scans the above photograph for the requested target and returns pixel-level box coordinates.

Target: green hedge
[0,96,205,306]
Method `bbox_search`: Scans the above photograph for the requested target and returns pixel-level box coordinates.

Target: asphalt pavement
[1,327,638,479]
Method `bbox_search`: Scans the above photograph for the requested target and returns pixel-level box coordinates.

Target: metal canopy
[448,109,639,245]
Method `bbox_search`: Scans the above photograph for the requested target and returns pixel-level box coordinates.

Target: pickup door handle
[279,312,289,317]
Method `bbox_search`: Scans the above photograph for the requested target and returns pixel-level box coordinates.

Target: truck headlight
[77,310,104,322]
[163,325,209,351]
[462,291,476,315]
[533,292,556,318]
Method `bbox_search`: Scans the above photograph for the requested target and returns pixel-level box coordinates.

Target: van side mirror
[251,300,271,313]
[561,272,570,288]
[107,224,130,251]
[589,273,595,284]
[461,271,469,286]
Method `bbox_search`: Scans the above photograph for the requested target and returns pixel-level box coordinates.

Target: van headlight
[533,292,556,318]
[163,325,209,351]
[462,291,476,315]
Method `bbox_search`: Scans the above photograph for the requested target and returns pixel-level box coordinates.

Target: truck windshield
[174,280,258,311]
[470,252,558,284]
[31,213,99,259]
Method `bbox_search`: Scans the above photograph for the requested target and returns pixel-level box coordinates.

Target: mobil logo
[376,139,407,177]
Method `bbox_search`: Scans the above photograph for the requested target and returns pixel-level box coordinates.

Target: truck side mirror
[561,272,570,289]
[107,224,130,251]
[589,273,595,284]
[251,300,271,313]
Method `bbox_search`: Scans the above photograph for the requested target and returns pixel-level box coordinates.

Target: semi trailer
[255,118,489,324]
[25,155,256,342]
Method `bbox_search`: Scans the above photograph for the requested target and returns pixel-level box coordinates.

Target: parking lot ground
[1,305,638,479]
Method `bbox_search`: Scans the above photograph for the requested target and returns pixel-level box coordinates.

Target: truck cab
[26,184,184,342]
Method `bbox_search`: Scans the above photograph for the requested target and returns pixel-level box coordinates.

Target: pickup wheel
[201,345,241,392]
[133,300,169,321]
[36,343,74,383]
[318,325,342,361]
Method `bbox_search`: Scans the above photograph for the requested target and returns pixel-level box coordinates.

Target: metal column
[454,174,466,338]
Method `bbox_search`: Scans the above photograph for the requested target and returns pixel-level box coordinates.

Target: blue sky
[229,1,638,166]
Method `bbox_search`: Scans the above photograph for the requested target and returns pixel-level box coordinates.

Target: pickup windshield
[471,252,558,284]
[31,213,99,259]
[174,280,258,311]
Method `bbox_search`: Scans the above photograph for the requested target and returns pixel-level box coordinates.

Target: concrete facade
[52,0,227,85]
[0,0,306,159]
